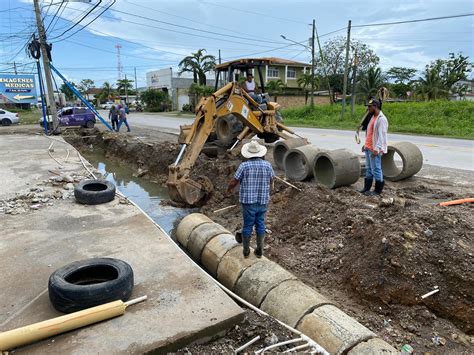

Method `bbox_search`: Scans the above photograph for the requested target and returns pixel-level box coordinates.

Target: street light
[280,35,311,51]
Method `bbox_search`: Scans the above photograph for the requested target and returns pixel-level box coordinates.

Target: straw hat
[241,140,267,159]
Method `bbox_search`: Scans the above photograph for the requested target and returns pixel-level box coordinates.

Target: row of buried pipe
[273,139,424,188]
[175,214,398,354]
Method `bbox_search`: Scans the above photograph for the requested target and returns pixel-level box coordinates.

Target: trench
[80,149,193,235]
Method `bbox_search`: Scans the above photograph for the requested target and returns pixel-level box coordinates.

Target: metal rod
[174,144,186,166]
[234,335,260,354]
[124,295,148,307]
[229,139,240,151]
[275,176,302,191]
[421,288,439,299]
[283,342,310,353]
[213,205,237,213]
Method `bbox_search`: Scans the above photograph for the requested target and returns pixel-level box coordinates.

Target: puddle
[81,149,193,235]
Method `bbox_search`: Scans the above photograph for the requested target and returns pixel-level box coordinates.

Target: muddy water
[81,149,193,235]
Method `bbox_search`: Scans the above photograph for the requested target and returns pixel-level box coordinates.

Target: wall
[274,94,330,108]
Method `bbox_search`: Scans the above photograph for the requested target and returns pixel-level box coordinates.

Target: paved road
[101,111,474,171]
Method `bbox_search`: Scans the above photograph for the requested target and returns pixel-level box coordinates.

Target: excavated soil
[65,128,474,354]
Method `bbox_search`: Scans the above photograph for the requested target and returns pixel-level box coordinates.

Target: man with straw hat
[226,140,275,258]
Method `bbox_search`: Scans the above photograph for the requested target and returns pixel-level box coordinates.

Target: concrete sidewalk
[0,134,244,353]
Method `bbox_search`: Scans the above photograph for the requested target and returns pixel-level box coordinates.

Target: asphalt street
[100,110,474,171]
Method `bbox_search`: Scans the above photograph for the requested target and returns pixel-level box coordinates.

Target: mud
[65,128,474,354]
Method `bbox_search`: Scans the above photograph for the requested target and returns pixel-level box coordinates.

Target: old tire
[74,179,115,205]
[48,258,134,313]
[215,115,243,147]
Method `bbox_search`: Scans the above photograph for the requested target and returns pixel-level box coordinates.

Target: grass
[282,100,474,139]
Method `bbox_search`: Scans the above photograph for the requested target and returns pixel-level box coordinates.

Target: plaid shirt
[234,158,275,205]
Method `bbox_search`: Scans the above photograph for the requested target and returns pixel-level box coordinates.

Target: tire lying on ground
[48,258,134,313]
[74,179,115,205]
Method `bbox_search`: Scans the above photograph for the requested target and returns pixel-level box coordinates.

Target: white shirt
[245,80,255,92]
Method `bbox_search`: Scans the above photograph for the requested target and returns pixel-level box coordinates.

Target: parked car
[101,102,114,110]
[0,108,20,126]
[38,107,96,129]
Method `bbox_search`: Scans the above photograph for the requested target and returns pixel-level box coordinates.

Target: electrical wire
[44,0,64,33]
[352,13,474,28]
[48,0,102,40]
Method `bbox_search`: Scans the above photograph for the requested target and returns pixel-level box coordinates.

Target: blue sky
[0,0,472,88]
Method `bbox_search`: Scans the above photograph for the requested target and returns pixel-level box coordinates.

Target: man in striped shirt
[226,141,275,258]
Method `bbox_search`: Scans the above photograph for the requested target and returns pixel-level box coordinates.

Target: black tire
[1,118,12,126]
[48,258,134,313]
[215,115,243,147]
[85,120,95,128]
[74,179,115,205]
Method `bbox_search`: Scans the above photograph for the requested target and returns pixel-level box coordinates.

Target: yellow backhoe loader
[167,58,306,206]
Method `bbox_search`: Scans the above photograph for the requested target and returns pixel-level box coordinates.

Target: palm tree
[266,79,286,102]
[359,67,384,100]
[97,81,115,101]
[415,69,449,101]
[116,78,134,96]
[297,73,319,105]
[178,49,216,85]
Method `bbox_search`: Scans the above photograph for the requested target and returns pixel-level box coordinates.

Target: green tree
[140,88,171,112]
[179,49,216,85]
[415,68,449,101]
[189,83,214,108]
[386,67,417,84]
[60,82,76,101]
[116,78,134,96]
[297,73,319,105]
[77,79,95,95]
[358,67,384,100]
[266,79,286,102]
[96,81,116,101]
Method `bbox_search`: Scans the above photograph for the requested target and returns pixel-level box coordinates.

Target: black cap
[367,98,380,108]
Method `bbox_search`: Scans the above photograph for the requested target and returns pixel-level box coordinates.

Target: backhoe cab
[167,58,305,206]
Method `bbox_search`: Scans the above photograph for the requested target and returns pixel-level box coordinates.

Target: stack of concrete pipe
[274,139,422,188]
[175,213,398,354]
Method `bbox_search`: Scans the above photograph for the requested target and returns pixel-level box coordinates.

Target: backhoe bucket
[167,176,213,206]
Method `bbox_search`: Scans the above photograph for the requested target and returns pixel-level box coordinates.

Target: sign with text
[0,74,37,104]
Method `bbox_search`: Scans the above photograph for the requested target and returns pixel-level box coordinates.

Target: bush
[181,103,193,112]
[140,88,171,112]
[282,100,474,138]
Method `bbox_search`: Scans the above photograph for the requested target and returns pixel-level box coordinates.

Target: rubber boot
[254,234,264,258]
[242,236,250,258]
[373,180,385,195]
[235,231,242,244]
[359,178,373,194]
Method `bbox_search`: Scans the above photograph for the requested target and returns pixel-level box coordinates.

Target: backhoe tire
[48,258,134,313]
[215,115,243,147]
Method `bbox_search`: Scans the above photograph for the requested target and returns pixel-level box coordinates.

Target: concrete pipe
[313,149,361,189]
[284,145,321,181]
[273,138,308,170]
[216,247,263,290]
[382,142,423,181]
[175,213,212,248]
[348,338,398,355]
[234,260,297,307]
[260,279,331,328]
[297,305,376,355]
[201,234,240,277]
[187,223,230,262]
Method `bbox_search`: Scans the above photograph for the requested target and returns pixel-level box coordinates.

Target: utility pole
[124,74,128,104]
[6,62,18,74]
[310,19,315,107]
[134,67,138,102]
[218,49,221,64]
[33,0,58,129]
[350,50,358,117]
[340,20,351,119]
[315,24,333,104]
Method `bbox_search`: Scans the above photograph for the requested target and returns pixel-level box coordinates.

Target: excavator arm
[167,82,304,206]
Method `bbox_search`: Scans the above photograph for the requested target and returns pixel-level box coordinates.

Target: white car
[0,108,19,126]
[101,102,114,110]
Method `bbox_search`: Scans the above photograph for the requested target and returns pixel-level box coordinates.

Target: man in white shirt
[243,73,262,103]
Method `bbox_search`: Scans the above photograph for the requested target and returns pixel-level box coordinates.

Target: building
[247,57,311,89]
[146,68,216,110]
[450,79,474,101]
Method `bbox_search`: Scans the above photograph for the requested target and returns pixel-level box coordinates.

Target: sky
[0,0,473,88]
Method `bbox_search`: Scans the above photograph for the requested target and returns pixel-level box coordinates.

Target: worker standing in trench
[359,98,389,195]
[226,141,275,258]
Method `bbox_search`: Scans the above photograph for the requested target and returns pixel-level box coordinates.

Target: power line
[48,0,68,33]
[353,13,474,28]
[44,0,64,33]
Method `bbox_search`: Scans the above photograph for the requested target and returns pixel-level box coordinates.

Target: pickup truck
[39,107,96,128]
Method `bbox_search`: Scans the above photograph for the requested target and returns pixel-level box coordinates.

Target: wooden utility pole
[33,0,58,130]
[124,74,129,104]
[134,67,138,99]
[340,20,351,119]
[310,19,315,107]
[350,50,358,117]
[218,49,221,64]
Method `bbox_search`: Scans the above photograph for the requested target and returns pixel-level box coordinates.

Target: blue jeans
[249,92,262,104]
[117,119,130,131]
[241,203,267,237]
[365,149,383,181]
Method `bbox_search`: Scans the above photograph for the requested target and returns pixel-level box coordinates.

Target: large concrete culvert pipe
[313,149,361,189]
[382,142,423,181]
[273,138,309,170]
[283,145,321,181]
